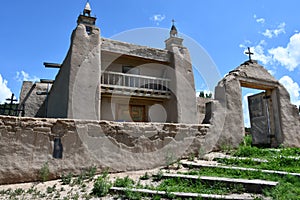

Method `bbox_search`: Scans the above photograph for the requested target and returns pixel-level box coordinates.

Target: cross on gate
[245,47,254,61]
[5,93,17,116]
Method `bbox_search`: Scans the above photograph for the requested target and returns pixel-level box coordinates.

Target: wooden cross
[245,47,254,61]
[5,93,17,116]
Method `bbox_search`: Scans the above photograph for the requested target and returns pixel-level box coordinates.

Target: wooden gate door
[248,92,271,146]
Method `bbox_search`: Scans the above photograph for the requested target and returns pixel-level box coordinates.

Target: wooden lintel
[239,78,278,90]
[43,62,62,68]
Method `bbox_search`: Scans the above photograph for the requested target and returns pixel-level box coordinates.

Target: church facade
[19,2,197,124]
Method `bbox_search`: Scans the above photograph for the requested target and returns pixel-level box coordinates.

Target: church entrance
[248,92,271,146]
[242,85,282,147]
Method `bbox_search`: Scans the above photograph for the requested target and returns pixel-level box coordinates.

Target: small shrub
[86,166,97,180]
[61,172,73,185]
[26,186,36,194]
[153,171,164,182]
[188,153,195,161]
[114,176,134,187]
[14,188,24,196]
[124,189,142,200]
[73,192,79,200]
[39,162,50,182]
[46,184,56,193]
[91,171,112,197]
[140,172,150,180]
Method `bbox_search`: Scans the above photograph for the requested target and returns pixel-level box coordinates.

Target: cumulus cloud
[268,32,300,71]
[0,74,13,104]
[279,76,300,107]
[15,71,39,83]
[150,14,166,25]
[240,40,272,65]
[240,32,300,72]
[262,22,286,38]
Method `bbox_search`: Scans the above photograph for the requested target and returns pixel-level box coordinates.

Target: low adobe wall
[0,115,210,184]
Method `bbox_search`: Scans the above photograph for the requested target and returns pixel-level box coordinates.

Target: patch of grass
[114,176,135,188]
[152,170,164,182]
[217,156,300,173]
[188,153,195,161]
[123,188,142,200]
[91,171,112,197]
[264,175,300,199]
[139,172,150,180]
[13,188,24,196]
[155,177,240,195]
[72,166,97,186]
[46,184,56,193]
[39,162,50,182]
[61,172,73,185]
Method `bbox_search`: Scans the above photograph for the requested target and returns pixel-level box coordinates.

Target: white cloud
[279,76,300,107]
[15,71,39,83]
[0,74,13,104]
[242,93,254,128]
[240,32,300,72]
[268,32,300,71]
[262,22,286,38]
[150,14,166,25]
[253,14,265,24]
[241,40,272,65]
[267,69,276,76]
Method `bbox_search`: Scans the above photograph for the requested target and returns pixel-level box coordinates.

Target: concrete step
[180,160,300,178]
[110,187,271,200]
[161,173,278,193]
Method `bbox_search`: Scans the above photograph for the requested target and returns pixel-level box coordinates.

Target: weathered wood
[162,173,278,193]
[181,161,300,177]
[110,187,271,200]
[43,62,62,68]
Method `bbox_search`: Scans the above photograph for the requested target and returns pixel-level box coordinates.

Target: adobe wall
[19,82,50,118]
[207,60,300,149]
[0,115,210,185]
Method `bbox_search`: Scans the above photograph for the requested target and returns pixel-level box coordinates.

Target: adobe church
[19,2,197,124]
[18,2,300,148]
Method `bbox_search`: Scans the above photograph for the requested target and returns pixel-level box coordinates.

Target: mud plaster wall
[210,61,300,148]
[0,115,210,185]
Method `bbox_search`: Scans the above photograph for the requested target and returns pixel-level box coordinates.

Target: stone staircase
[108,155,295,199]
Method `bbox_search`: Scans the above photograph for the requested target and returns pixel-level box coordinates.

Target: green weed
[39,162,50,182]
[91,171,112,197]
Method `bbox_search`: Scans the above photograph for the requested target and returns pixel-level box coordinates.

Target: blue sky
[0,1,299,126]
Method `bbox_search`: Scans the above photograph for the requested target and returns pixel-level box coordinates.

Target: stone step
[204,152,300,162]
[161,173,278,193]
[203,153,268,163]
[110,187,271,200]
[181,161,300,177]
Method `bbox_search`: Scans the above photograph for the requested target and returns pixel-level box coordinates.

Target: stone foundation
[0,115,210,184]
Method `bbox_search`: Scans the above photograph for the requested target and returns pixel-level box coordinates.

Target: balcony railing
[101,71,171,98]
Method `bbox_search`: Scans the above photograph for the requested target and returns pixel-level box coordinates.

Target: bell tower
[77,1,97,34]
[164,20,197,123]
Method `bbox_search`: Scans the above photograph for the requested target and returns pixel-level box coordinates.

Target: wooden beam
[43,62,62,68]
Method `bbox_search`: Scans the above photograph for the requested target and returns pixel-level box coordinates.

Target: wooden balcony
[101,71,171,99]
